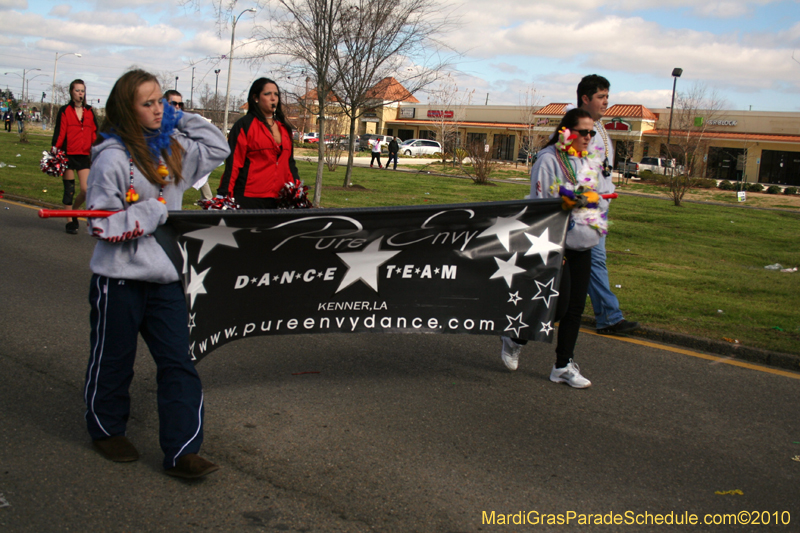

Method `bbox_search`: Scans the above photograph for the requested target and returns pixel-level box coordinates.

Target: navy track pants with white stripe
[85,274,204,469]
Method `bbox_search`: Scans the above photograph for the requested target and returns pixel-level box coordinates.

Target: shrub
[638,170,654,181]
[732,181,747,191]
[783,187,798,195]
[695,178,717,189]
[718,180,734,190]
[747,183,764,193]
[766,185,782,195]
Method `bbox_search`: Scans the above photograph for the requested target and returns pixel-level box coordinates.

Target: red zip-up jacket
[218,114,300,199]
[51,102,97,156]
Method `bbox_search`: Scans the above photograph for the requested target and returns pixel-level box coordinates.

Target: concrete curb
[581,316,800,373]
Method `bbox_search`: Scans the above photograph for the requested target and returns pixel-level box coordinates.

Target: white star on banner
[540,321,554,335]
[477,208,529,251]
[532,278,560,309]
[186,266,211,309]
[490,252,527,288]
[188,313,197,333]
[335,238,401,293]
[505,312,529,338]
[508,292,523,305]
[179,242,189,274]
[189,341,196,361]
[524,228,563,264]
[183,219,241,262]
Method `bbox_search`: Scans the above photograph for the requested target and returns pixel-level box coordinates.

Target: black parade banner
[163,199,569,362]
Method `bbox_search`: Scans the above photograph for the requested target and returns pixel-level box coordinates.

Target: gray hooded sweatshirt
[86,113,230,284]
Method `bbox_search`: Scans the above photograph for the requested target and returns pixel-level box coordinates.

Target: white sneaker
[500,336,521,371]
[549,359,591,388]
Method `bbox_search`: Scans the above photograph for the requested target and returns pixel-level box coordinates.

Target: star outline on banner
[186,265,211,309]
[182,219,241,262]
[508,291,523,305]
[524,227,563,265]
[335,237,402,294]
[504,312,529,338]
[531,277,560,309]
[540,321,554,335]
[490,252,527,288]
[188,312,197,333]
[476,207,529,252]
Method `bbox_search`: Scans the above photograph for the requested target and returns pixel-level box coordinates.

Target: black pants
[512,248,592,367]
[4,121,10,132]
[386,152,398,169]
[370,152,382,167]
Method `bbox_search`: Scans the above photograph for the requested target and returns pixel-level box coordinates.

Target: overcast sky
[2,0,799,113]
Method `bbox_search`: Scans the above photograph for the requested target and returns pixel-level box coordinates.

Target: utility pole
[214,69,221,114]
[190,67,195,110]
[175,76,178,91]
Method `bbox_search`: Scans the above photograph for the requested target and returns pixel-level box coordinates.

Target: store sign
[707,120,738,126]
[604,118,631,131]
[428,110,454,119]
[536,118,561,128]
[398,108,416,119]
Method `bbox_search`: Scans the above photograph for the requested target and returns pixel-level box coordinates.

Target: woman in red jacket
[217,77,300,209]
[52,79,98,234]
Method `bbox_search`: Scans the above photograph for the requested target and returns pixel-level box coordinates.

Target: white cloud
[0,0,26,10]
[48,4,70,17]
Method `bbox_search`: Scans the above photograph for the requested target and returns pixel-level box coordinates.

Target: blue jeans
[587,234,624,329]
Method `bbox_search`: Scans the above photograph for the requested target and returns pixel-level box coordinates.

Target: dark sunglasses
[169,101,184,109]
[574,129,596,138]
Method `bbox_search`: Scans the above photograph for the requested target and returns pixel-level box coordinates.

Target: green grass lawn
[3,132,799,355]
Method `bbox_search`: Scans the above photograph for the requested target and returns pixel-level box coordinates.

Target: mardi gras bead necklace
[126,157,168,204]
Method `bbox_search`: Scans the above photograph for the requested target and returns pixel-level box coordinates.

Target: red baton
[601,193,617,199]
[38,209,118,218]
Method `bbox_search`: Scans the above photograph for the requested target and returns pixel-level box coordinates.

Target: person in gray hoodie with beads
[83,69,229,478]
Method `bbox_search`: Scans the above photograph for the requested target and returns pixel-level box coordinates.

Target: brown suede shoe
[166,454,220,479]
[92,436,139,462]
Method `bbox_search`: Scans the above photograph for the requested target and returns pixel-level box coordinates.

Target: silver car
[399,139,442,156]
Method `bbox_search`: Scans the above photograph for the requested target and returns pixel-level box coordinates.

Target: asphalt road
[1,199,798,533]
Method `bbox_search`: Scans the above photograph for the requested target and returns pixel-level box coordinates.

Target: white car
[399,139,442,156]
[302,132,320,143]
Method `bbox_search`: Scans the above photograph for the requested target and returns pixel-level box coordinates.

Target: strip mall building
[378,101,800,186]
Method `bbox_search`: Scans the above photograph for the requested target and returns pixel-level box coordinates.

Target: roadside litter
[714,490,743,495]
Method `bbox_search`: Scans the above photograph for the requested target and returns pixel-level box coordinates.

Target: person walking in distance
[164,90,214,202]
[370,136,383,168]
[387,136,399,170]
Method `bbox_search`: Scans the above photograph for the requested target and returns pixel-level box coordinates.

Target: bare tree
[425,74,474,165]
[331,0,454,187]
[518,84,543,170]
[255,0,342,207]
[458,138,498,185]
[664,82,729,206]
[323,112,348,171]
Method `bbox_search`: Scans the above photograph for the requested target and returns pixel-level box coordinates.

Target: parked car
[302,132,319,143]
[636,156,683,175]
[399,139,442,156]
[359,134,392,152]
[517,149,538,165]
[618,160,639,178]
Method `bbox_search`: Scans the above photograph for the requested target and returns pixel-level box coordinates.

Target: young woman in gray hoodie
[83,69,229,478]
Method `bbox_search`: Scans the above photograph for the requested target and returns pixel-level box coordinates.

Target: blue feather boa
[100,98,183,161]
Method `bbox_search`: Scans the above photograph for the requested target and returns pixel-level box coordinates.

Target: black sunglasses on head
[574,129,596,138]
[169,101,184,109]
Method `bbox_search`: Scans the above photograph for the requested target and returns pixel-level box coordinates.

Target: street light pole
[190,66,195,109]
[666,68,683,148]
[223,7,257,135]
[175,76,179,91]
[214,69,221,112]
[52,52,81,114]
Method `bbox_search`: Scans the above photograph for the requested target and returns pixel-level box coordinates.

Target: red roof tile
[535,103,570,115]
[605,105,657,120]
[365,77,419,103]
[644,129,800,143]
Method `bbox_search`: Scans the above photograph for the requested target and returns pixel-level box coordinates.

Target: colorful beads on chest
[126,157,167,204]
